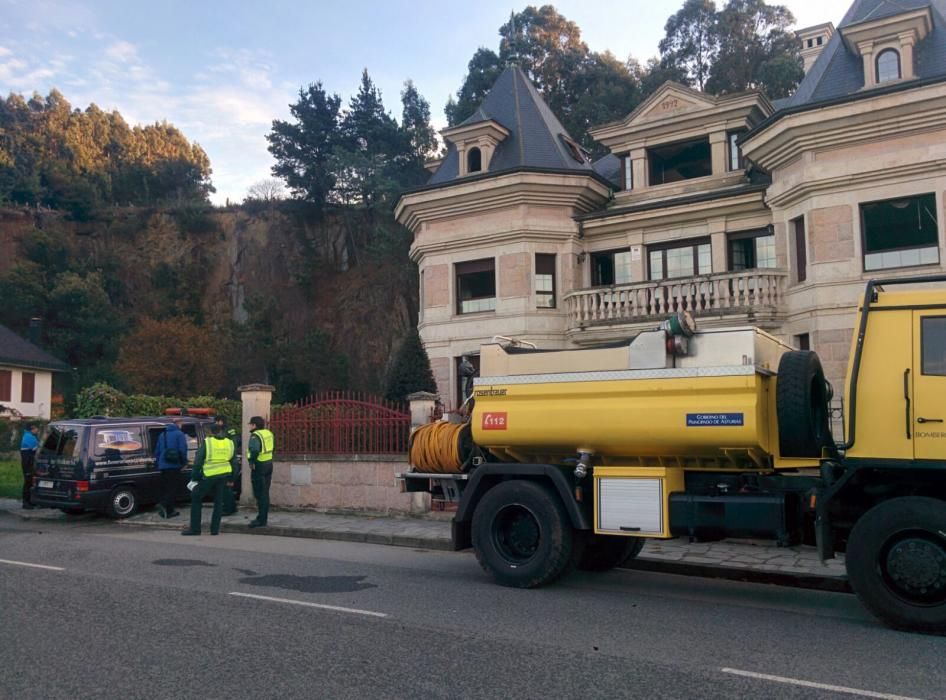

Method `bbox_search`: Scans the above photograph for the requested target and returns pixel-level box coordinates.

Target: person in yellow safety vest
[247,416,274,529]
[180,423,234,536]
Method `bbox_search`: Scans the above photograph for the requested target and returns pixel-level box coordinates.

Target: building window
[861,193,939,271]
[793,216,807,282]
[728,229,776,271]
[591,249,633,286]
[456,355,480,407]
[876,49,901,84]
[535,254,556,308]
[455,258,496,314]
[817,36,823,46]
[467,147,482,173]
[648,137,712,186]
[807,38,814,48]
[649,239,712,280]
[795,333,810,351]
[0,370,10,402]
[727,131,746,171]
[21,371,35,403]
[921,317,946,376]
[623,156,633,191]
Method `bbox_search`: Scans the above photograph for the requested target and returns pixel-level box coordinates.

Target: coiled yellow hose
[408,422,472,473]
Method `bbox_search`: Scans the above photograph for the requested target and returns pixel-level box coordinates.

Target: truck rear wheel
[846,497,946,634]
[776,350,832,457]
[471,480,575,588]
[576,534,645,572]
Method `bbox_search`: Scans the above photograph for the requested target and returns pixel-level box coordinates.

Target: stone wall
[269,456,428,515]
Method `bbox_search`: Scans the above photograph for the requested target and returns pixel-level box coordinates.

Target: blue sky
[1,0,851,204]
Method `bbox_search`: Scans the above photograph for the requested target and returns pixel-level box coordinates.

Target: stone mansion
[395,0,946,406]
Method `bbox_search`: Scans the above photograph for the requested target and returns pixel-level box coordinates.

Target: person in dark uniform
[19,424,39,509]
[180,423,233,536]
[247,416,274,529]
[217,416,241,516]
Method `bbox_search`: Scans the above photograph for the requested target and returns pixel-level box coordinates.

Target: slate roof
[428,65,599,186]
[787,0,946,108]
[0,324,70,372]
[591,153,622,188]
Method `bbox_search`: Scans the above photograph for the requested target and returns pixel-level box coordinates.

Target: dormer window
[876,49,901,83]
[467,147,482,173]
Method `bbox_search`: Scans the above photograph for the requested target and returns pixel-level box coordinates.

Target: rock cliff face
[0,205,416,395]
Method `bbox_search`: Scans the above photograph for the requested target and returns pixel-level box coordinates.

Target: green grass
[0,458,22,499]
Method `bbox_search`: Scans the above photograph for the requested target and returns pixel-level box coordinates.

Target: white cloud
[104,39,137,64]
[0,45,11,57]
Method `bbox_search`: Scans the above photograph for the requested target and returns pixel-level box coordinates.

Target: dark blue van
[30,416,213,518]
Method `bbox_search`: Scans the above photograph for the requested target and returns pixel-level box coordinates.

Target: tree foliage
[268,71,433,214]
[659,0,718,90]
[384,328,437,402]
[115,317,225,396]
[446,7,645,152]
[0,90,213,215]
[658,0,804,97]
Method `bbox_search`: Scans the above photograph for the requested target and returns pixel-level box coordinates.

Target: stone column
[859,41,875,87]
[710,131,728,175]
[408,391,439,427]
[239,383,274,505]
[631,148,647,190]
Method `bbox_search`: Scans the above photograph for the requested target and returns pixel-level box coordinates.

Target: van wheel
[472,480,574,588]
[776,350,832,457]
[846,497,946,634]
[106,486,137,519]
[576,535,645,572]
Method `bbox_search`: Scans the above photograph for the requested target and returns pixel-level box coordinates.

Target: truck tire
[471,480,575,588]
[106,485,138,519]
[776,350,832,457]
[576,535,645,572]
[846,497,946,634]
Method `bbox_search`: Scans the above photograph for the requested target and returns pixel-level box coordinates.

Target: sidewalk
[0,498,849,592]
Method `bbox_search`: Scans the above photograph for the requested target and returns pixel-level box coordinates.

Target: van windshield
[39,424,84,458]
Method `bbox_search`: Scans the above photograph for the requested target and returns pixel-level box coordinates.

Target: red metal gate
[269,391,410,456]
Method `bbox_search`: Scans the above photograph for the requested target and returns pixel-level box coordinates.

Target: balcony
[565,269,788,334]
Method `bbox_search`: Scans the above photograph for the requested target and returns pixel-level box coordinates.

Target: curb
[623,557,852,594]
[2,504,850,592]
[116,517,456,551]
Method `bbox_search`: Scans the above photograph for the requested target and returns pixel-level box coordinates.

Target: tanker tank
[469,324,794,470]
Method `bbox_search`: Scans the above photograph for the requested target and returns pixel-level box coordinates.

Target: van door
[913,313,946,461]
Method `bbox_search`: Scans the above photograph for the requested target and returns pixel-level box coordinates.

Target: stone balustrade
[565,269,788,329]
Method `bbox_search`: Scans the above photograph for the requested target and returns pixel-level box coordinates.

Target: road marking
[228,592,388,618]
[0,558,64,572]
[720,668,924,700]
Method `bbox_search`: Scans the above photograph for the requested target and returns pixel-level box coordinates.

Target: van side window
[94,426,146,458]
[40,425,83,458]
[921,317,946,376]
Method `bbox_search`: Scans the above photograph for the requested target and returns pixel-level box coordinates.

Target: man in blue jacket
[20,424,39,509]
[154,419,188,518]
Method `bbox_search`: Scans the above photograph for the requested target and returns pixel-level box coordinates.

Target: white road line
[720,668,925,700]
[0,558,64,572]
[228,592,388,618]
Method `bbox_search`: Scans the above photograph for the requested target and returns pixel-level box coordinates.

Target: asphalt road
[0,513,943,700]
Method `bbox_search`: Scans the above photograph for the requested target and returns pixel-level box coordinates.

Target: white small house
[0,324,69,420]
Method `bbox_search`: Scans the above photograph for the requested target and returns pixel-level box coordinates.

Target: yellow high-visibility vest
[249,429,274,463]
[203,437,234,478]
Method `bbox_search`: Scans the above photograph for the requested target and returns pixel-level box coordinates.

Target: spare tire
[776,350,832,457]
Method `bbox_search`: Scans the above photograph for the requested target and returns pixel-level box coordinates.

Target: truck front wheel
[846,497,946,634]
[471,480,575,588]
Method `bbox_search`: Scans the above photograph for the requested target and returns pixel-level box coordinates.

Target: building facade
[395,0,946,405]
[0,324,69,420]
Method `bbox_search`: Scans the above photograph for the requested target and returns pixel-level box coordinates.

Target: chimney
[798,23,835,73]
[28,317,42,346]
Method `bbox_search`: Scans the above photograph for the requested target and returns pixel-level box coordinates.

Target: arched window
[467,147,482,173]
[876,49,901,83]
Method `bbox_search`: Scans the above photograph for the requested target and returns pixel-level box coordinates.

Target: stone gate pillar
[239,383,274,506]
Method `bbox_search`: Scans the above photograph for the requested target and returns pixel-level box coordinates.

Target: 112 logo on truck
[481,412,508,430]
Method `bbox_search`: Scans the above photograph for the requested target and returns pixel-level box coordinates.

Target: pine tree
[384,328,437,402]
